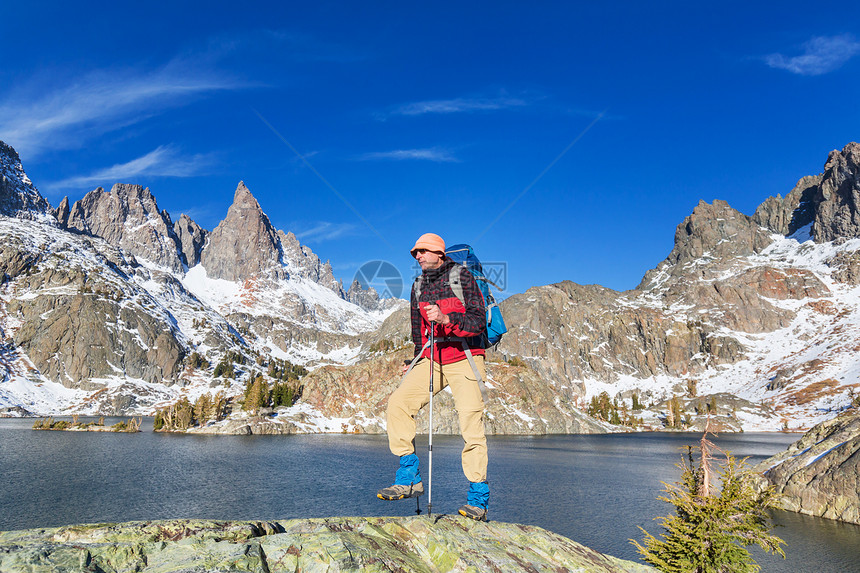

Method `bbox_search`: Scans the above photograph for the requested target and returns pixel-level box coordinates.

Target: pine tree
[632,432,785,572]
[175,397,193,430]
[243,375,269,413]
[610,398,622,425]
[670,396,684,429]
[211,391,227,421]
[272,381,296,407]
[687,379,698,397]
[193,394,211,424]
[666,401,675,428]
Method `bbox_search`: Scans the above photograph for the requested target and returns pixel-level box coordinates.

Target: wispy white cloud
[43,145,216,191]
[0,61,244,159]
[387,95,527,118]
[355,147,459,162]
[293,221,360,242]
[765,34,860,76]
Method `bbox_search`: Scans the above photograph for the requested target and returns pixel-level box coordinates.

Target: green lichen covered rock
[0,516,653,572]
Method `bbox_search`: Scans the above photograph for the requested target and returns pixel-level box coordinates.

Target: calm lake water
[2,418,859,572]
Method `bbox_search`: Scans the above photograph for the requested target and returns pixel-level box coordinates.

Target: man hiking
[377,232,490,521]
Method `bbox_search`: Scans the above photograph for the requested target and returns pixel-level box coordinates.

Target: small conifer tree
[193,394,212,424]
[175,397,193,430]
[243,375,269,413]
[610,398,622,425]
[666,396,684,428]
[670,396,684,429]
[632,432,785,572]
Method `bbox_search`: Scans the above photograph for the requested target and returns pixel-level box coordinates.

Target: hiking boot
[458,480,489,520]
[458,504,487,521]
[377,482,424,500]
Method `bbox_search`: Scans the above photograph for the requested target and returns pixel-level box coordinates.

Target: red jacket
[411,259,486,364]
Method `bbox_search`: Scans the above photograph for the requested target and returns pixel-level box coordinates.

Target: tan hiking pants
[386,356,487,483]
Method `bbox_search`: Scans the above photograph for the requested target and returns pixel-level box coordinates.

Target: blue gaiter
[467,481,490,509]
[394,454,421,485]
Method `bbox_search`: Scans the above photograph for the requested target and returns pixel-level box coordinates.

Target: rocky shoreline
[752,409,860,524]
[0,516,653,572]
[31,416,142,432]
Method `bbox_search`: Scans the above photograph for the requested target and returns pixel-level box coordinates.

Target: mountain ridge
[495,142,860,431]
[0,139,401,417]
[2,139,860,437]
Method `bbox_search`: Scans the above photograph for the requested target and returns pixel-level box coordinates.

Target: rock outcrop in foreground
[752,409,860,524]
[0,516,652,572]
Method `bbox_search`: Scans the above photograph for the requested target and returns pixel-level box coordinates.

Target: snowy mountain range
[2,139,860,435]
[497,142,860,431]
[0,140,402,417]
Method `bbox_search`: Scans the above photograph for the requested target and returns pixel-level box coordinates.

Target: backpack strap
[448,264,464,306]
[403,339,432,377]
[412,275,422,301]
[413,264,466,306]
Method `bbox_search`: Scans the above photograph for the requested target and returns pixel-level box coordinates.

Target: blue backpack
[445,244,507,347]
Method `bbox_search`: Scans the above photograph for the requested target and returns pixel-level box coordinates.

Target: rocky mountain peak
[64,183,185,272]
[752,175,820,237]
[0,140,51,220]
[639,199,774,290]
[346,278,383,311]
[754,142,860,242]
[812,142,860,242]
[824,141,860,172]
[0,140,20,163]
[232,180,258,208]
[199,181,283,281]
[53,196,71,227]
[276,229,342,294]
[173,213,208,268]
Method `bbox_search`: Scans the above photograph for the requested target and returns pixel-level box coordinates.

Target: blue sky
[2,2,859,297]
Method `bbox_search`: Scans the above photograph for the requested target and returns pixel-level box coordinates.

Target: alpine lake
[1,418,859,572]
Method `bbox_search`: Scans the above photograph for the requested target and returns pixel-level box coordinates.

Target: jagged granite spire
[811,142,860,242]
[754,142,860,241]
[0,140,52,220]
[277,229,343,294]
[65,183,185,272]
[199,181,283,281]
[174,214,208,268]
[53,196,71,227]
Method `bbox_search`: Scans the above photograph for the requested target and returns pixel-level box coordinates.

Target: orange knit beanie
[410,233,446,258]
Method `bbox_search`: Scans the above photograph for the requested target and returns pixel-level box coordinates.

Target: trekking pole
[427,323,435,517]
